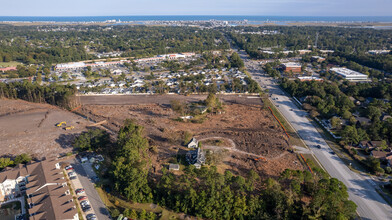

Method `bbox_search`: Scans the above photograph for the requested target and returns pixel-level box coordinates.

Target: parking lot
[66,157,111,220]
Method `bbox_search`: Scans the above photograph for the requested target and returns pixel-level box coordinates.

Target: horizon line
[1,15,392,17]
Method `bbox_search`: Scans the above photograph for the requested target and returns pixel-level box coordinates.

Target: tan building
[0,158,78,220]
[282,62,302,73]
[311,56,326,62]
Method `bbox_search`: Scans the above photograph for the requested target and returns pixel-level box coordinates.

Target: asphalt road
[71,159,111,220]
[242,54,392,220]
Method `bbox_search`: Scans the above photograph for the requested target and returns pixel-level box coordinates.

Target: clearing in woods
[77,94,303,178]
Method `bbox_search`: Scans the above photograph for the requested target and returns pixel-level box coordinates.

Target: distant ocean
[1,16,392,23]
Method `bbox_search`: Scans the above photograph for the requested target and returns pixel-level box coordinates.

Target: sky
[2,0,392,17]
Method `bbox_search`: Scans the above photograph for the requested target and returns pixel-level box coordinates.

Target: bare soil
[0,99,89,159]
[77,95,303,178]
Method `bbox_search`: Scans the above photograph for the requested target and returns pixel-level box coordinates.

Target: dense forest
[0,81,78,109]
[75,121,357,220]
[227,26,392,72]
[280,78,392,144]
[0,25,229,65]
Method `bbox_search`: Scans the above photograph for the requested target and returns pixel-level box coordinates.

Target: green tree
[36,73,42,84]
[111,120,152,203]
[0,158,14,169]
[230,52,244,68]
[14,153,32,165]
[341,125,360,145]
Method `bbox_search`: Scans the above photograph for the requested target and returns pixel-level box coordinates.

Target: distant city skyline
[2,0,391,17]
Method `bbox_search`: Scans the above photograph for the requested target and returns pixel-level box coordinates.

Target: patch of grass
[261,95,326,173]
[262,96,306,148]
[0,61,21,67]
[190,114,207,124]
[95,187,181,219]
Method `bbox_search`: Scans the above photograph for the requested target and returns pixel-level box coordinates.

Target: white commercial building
[330,67,368,81]
[55,62,86,70]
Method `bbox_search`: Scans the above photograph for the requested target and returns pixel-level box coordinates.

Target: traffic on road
[240,50,392,220]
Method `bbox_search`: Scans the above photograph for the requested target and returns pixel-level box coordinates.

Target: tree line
[0,25,230,65]
[74,120,357,219]
[0,81,79,109]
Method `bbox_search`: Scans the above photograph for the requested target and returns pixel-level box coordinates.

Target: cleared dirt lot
[79,94,263,106]
[0,99,89,159]
[77,94,303,178]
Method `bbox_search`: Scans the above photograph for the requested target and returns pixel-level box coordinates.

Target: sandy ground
[0,95,303,178]
[77,94,303,178]
[0,99,89,159]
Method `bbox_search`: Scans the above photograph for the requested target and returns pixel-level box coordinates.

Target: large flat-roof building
[282,62,302,73]
[297,76,323,82]
[330,67,368,81]
[311,56,326,62]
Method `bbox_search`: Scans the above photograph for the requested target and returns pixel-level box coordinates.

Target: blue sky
[2,0,391,16]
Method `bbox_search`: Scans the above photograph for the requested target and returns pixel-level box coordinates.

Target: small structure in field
[187,137,198,149]
[169,164,180,171]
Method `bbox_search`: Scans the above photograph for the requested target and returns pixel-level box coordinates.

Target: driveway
[71,159,111,220]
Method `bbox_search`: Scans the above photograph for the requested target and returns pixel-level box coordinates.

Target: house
[186,148,206,169]
[358,141,385,151]
[358,141,370,149]
[355,116,371,126]
[187,138,198,149]
[370,151,392,160]
[169,164,180,171]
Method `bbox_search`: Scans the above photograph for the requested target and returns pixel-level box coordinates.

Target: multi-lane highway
[241,52,392,220]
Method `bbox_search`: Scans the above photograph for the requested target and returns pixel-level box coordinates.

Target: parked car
[65,165,73,171]
[330,151,336,155]
[78,196,87,201]
[82,205,91,212]
[80,200,89,207]
[70,176,77,180]
[87,214,97,220]
[76,188,85,195]
[316,145,321,149]
[68,172,76,177]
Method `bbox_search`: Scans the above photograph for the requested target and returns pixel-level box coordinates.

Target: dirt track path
[199,136,288,161]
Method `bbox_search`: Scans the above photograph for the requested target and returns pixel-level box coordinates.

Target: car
[68,172,75,177]
[316,145,321,149]
[330,151,336,155]
[70,176,77,180]
[75,188,85,195]
[78,196,87,201]
[82,205,92,212]
[65,165,73,171]
[80,200,89,206]
[290,109,293,111]
[87,214,97,220]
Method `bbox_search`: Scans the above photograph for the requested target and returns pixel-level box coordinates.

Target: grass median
[261,95,325,171]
